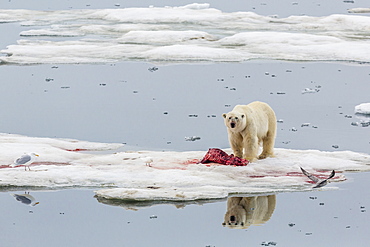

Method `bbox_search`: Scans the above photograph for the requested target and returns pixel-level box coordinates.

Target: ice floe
[355,103,370,115]
[2,4,370,64]
[0,133,369,201]
[348,8,370,13]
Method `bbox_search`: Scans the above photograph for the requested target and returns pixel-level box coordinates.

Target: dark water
[0,62,369,153]
[1,172,369,247]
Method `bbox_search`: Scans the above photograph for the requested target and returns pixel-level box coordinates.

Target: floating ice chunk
[148,66,158,72]
[178,3,210,10]
[355,103,370,115]
[301,123,310,127]
[277,119,284,123]
[348,8,370,13]
[302,88,319,94]
[1,133,370,201]
[360,121,370,127]
[185,136,201,141]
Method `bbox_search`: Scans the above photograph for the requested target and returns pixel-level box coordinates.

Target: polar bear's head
[222,111,246,132]
[222,204,247,229]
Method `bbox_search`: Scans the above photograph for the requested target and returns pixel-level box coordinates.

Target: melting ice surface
[0,133,369,201]
[1,3,370,64]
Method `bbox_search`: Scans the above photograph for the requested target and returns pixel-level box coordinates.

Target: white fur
[223,101,277,162]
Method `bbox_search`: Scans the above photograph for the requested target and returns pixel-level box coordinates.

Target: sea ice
[355,103,370,115]
[0,133,369,201]
[1,6,370,64]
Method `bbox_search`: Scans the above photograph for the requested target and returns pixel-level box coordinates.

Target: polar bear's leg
[243,135,259,162]
[229,133,244,158]
[258,130,275,159]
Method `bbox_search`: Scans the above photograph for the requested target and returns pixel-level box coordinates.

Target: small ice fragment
[332,145,339,149]
[349,8,370,13]
[133,91,138,93]
[291,127,297,132]
[277,119,284,123]
[288,223,295,227]
[45,78,54,82]
[360,121,370,127]
[149,215,157,219]
[301,123,310,127]
[115,3,120,7]
[312,125,318,129]
[265,72,270,75]
[344,115,352,118]
[148,67,158,72]
[185,136,201,141]
[276,91,286,95]
[188,114,198,118]
[261,242,277,246]
[229,88,236,91]
[351,122,359,126]
[302,88,318,94]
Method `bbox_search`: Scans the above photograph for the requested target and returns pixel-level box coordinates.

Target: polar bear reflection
[222,195,276,229]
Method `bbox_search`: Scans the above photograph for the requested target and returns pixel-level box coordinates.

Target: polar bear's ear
[241,114,245,118]
[222,113,227,118]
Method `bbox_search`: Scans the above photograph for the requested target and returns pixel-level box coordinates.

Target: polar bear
[222,101,276,162]
[222,195,276,229]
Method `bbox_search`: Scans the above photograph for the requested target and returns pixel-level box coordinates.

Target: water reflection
[95,196,224,210]
[222,195,276,229]
[11,192,39,206]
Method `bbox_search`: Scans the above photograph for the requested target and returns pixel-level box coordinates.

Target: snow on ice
[1,4,370,64]
[0,133,369,201]
[355,103,370,115]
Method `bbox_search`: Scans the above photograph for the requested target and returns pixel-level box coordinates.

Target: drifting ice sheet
[0,133,369,201]
[2,4,370,64]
